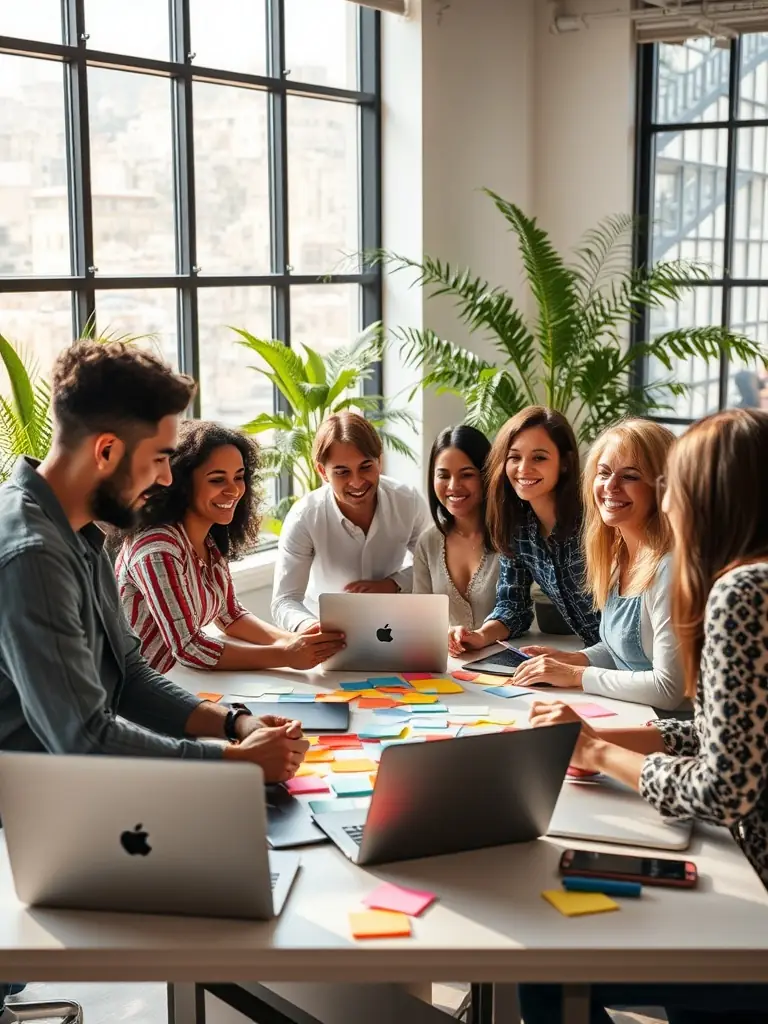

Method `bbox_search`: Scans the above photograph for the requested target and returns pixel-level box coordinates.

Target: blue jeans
[518,983,768,1024]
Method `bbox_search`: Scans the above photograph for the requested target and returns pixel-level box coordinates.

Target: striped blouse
[116,524,247,674]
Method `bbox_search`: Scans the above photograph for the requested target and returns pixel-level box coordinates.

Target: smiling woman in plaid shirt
[449,406,600,655]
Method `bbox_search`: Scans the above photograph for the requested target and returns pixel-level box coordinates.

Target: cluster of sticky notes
[349,882,437,940]
[541,889,619,917]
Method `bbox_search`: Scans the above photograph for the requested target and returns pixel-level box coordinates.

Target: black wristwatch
[224,706,252,742]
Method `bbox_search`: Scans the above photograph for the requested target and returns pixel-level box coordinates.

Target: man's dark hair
[52,342,196,447]
[129,420,263,559]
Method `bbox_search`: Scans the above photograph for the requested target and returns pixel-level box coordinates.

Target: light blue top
[580,555,685,710]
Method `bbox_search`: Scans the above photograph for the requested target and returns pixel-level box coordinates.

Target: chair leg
[5,1000,83,1024]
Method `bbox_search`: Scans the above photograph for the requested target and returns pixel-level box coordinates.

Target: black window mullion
[359,7,382,399]
[719,36,741,410]
[631,43,657,396]
[62,0,95,337]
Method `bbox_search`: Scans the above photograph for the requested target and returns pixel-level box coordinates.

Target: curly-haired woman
[116,421,344,673]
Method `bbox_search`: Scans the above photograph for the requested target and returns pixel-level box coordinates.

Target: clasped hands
[224,713,310,783]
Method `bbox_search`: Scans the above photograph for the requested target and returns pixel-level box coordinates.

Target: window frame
[0,0,382,505]
[633,36,768,424]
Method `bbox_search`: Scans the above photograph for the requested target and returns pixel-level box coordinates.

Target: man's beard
[90,471,139,529]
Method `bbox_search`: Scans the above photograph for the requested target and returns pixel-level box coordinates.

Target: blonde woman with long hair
[515,418,684,709]
[520,412,768,1024]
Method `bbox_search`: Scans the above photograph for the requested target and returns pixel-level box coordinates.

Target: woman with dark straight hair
[413,424,499,629]
[522,407,768,1024]
[449,406,600,656]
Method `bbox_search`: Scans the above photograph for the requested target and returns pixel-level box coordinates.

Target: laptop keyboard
[342,824,365,846]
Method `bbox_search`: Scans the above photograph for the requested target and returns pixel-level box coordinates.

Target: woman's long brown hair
[669,408,768,697]
[485,406,581,556]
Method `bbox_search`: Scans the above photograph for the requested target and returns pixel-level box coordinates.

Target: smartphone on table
[559,848,698,888]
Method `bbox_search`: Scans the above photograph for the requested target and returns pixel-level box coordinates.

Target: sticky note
[541,889,619,917]
[573,703,618,719]
[474,672,511,685]
[331,758,378,773]
[307,735,319,745]
[381,736,425,747]
[340,681,375,691]
[426,733,453,741]
[411,678,464,694]
[305,748,335,763]
[446,705,489,716]
[316,691,357,703]
[331,775,375,797]
[285,776,330,795]
[451,670,478,681]
[318,734,360,745]
[412,718,448,730]
[401,673,433,681]
[349,910,412,939]
[370,676,411,687]
[358,724,407,740]
[295,764,327,777]
[376,686,411,694]
[406,702,448,714]
[357,697,397,709]
[364,882,436,917]
[197,692,223,702]
[484,685,532,699]
[277,692,316,702]
[399,692,439,704]
[373,707,411,719]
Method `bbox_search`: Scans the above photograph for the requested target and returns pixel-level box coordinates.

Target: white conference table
[2,640,768,1024]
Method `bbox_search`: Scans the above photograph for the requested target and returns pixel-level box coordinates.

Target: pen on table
[562,876,643,898]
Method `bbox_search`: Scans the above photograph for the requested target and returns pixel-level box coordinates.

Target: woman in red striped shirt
[116,421,345,673]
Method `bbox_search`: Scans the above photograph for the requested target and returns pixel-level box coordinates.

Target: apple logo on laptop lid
[120,823,152,856]
[376,623,393,643]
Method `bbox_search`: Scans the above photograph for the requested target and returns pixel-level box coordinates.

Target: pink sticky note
[284,776,330,795]
[363,882,437,917]
[401,673,434,681]
[572,703,617,719]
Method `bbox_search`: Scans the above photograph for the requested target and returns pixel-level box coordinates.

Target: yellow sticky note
[331,758,378,773]
[307,735,319,745]
[474,673,511,686]
[411,678,464,694]
[478,716,516,727]
[295,764,320,777]
[305,748,335,763]
[399,692,438,704]
[349,910,412,938]
[197,691,223,703]
[541,890,619,917]
[354,689,388,699]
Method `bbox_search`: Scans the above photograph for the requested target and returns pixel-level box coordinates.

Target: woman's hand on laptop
[276,626,346,669]
[528,700,599,770]
[223,719,309,782]
[513,655,586,689]
[343,578,399,594]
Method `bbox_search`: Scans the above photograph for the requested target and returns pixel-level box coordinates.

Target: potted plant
[234,323,417,533]
[368,190,768,631]
[0,335,52,483]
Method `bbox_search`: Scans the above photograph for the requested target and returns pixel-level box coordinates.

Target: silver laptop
[318,593,449,672]
[0,753,300,919]
[312,723,580,865]
[548,774,693,851]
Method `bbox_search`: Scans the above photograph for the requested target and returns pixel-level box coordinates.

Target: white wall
[236,0,637,611]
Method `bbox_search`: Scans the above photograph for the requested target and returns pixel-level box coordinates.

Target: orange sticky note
[357,697,397,709]
[295,763,328,777]
[331,758,377,773]
[452,670,478,681]
[305,748,335,763]
[399,692,438,704]
[369,773,378,786]
[349,910,412,939]
[376,686,410,694]
[411,678,464,694]
[197,691,223,702]
[316,691,357,703]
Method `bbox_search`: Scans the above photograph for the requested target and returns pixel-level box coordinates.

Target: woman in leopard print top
[521,408,768,1024]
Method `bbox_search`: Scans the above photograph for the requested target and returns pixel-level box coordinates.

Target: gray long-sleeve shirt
[0,457,223,759]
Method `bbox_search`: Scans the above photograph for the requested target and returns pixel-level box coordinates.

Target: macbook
[0,753,300,919]
[312,723,579,865]
[318,593,449,672]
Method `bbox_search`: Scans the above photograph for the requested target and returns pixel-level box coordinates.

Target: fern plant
[369,189,768,444]
[234,323,417,533]
[0,335,52,483]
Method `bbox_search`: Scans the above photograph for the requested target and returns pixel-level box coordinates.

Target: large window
[635,35,768,422]
[0,0,382,493]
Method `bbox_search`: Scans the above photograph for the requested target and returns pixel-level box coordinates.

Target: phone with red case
[560,849,698,888]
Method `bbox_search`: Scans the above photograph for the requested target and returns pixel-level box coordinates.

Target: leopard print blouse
[639,561,768,888]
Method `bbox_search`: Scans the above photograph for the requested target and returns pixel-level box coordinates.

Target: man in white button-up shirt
[271,412,431,632]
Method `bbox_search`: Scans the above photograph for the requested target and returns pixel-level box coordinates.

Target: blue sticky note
[373,707,411,719]
[412,718,448,730]
[368,676,412,688]
[358,723,407,740]
[340,680,374,691]
[277,692,316,702]
[483,685,532,699]
[406,703,448,714]
[331,775,375,797]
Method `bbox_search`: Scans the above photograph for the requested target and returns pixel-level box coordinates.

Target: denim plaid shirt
[486,512,601,646]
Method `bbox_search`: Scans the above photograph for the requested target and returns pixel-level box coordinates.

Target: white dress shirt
[271,476,432,632]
